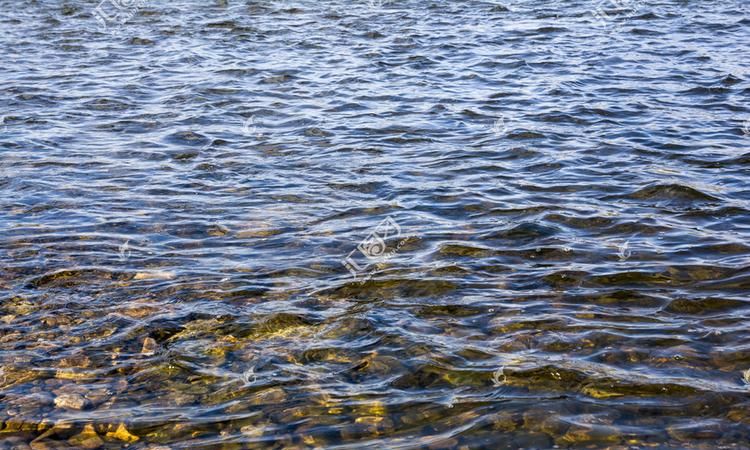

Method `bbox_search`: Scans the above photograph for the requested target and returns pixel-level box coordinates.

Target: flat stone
[54,393,89,410]
[133,271,175,281]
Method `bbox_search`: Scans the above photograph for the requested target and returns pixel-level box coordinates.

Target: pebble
[142,337,158,355]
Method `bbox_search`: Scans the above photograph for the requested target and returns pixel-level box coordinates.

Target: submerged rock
[54,393,89,411]
[68,424,104,449]
[491,412,518,432]
[142,337,159,355]
[133,271,175,281]
[105,423,139,443]
[557,424,622,446]
[249,387,287,405]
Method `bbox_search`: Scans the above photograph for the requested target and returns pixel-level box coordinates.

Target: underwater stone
[54,393,89,411]
[68,424,104,449]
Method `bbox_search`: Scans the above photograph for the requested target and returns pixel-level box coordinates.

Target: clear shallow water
[1,0,750,448]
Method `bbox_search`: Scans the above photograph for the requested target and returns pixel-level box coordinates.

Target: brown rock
[240,424,265,438]
[105,423,139,443]
[69,424,104,449]
[1,314,16,324]
[557,424,622,446]
[249,387,286,405]
[492,412,518,432]
[58,354,91,369]
[236,226,281,238]
[54,393,89,410]
[141,337,158,355]
[133,271,175,281]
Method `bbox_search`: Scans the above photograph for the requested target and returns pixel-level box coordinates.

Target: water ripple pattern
[1,0,750,448]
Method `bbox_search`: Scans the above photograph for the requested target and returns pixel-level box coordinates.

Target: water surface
[1,0,750,448]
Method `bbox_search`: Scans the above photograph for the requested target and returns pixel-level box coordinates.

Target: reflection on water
[1,0,750,448]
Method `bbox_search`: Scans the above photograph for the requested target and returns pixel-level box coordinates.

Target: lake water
[1,0,750,448]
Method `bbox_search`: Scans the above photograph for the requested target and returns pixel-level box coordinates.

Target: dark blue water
[1,0,750,448]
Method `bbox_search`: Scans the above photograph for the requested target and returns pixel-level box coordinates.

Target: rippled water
[2,0,750,448]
